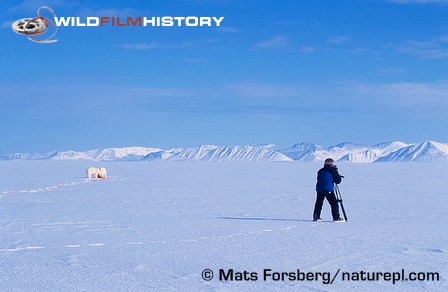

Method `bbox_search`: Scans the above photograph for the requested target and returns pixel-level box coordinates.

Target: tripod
[334,184,348,221]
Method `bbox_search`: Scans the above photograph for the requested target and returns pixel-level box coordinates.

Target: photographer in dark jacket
[313,158,344,222]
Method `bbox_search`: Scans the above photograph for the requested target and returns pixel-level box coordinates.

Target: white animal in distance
[86,167,107,179]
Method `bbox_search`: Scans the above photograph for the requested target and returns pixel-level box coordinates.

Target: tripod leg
[334,184,348,221]
[339,201,348,221]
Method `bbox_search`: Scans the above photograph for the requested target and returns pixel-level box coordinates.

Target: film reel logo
[12,6,58,44]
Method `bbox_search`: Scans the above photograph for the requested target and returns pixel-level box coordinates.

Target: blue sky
[0,0,447,153]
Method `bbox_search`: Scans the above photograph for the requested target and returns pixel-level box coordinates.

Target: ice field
[0,161,447,291]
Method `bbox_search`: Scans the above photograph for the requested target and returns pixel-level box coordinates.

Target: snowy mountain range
[279,141,411,163]
[1,141,447,163]
[0,147,162,162]
[143,144,291,162]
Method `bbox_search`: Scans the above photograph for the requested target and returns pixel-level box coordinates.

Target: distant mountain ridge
[375,141,448,162]
[1,141,447,163]
[0,147,161,162]
[143,144,289,162]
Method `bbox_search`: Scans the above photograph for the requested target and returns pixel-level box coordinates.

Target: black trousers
[313,191,340,220]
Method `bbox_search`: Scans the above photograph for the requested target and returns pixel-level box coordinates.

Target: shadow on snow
[217,216,333,223]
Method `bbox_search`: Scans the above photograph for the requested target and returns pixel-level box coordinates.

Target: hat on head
[324,158,334,164]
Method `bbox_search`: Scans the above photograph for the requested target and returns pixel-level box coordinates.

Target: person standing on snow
[313,158,345,222]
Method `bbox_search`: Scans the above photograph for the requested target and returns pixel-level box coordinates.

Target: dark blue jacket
[316,165,342,192]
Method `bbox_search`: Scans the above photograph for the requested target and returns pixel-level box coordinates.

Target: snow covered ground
[0,161,447,291]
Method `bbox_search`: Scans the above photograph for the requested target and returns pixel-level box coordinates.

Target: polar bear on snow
[86,167,107,179]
